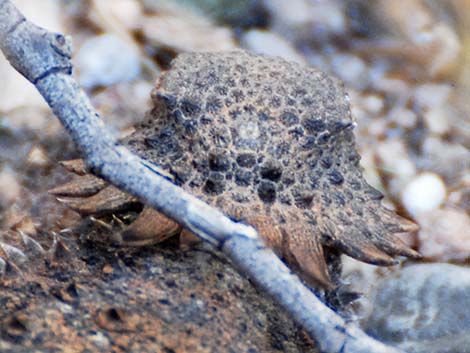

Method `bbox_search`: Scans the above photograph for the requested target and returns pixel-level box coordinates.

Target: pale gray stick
[0,1,405,352]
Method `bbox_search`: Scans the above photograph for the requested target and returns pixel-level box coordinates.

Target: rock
[88,330,110,350]
[420,137,469,186]
[388,106,417,129]
[240,29,307,65]
[264,0,346,42]
[423,107,451,135]
[341,256,395,319]
[362,263,470,353]
[361,94,384,115]
[368,0,461,78]
[26,146,50,168]
[89,0,143,31]
[375,139,416,198]
[417,207,470,261]
[401,173,446,217]
[0,168,21,210]
[413,84,452,110]
[76,34,141,88]
[330,54,367,89]
[0,239,318,353]
[140,4,236,52]
[413,84,453,135]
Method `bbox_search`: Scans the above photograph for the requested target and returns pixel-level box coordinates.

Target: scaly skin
[50,50,420,289]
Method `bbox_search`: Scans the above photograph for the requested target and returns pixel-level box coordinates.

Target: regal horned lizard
[50,50,420,289]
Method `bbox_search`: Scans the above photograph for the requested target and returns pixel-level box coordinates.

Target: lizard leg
[54,185,139,216]
[49,174,107,197]
[51,160,183,246]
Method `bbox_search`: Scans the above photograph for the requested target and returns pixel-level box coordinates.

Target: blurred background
[0,1,469,351]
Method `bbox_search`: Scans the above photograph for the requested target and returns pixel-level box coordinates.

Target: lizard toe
[49,174,107,197]
[58,186,139,216]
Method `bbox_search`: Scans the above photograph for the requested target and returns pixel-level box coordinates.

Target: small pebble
[417,207,470,260]
[266,0,346,38]
[427,23,461,78]
[330,54,367,88]
[401,172,446,216]
[370,70,410,96]
[422,106,451,135]
[388,106,417,129]
[241,29,306,65]
[0,169,21,209]
[88,331,110,350]
[361,94,384,115]
[26,146,49,167]
[90,0,143,30]
[76,34,141,88]
[376,139,416,197]
[103,264,113,275]
[413,83,452,110]
[56,302,74,314]
[141,11,236,52]
[420,137,469,183]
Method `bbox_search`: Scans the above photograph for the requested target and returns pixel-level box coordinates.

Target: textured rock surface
[0,233,318,353]
[362,263,470,353]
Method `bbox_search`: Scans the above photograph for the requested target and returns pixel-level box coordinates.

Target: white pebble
[418,208,470,260]
[90,0,143,30]
[423,107,451,135]
[362,94,384,115]
[330,54,367,87]
[88,331,110,350]
[376,140,416,179]
[402,173,446,216]
[389,107,417,128]
[76,34,141,88]
[413,83,452,110]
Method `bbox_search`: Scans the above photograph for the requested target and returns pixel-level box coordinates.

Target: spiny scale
[0,231,69,277]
